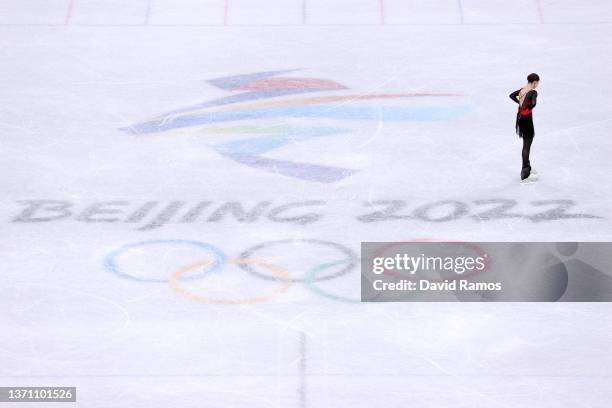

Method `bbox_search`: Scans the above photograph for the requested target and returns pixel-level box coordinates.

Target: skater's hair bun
[527,73,540,83]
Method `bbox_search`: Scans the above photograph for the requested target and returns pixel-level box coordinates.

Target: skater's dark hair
[527,73,540,83]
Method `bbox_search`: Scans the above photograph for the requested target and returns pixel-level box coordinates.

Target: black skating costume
[509,88,537,180]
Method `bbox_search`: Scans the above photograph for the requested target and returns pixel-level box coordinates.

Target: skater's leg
[522,136,533,168]
[521,136,534,180]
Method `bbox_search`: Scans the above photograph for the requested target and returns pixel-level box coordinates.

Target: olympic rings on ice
[238,238,357,282]
[104,239,225,282]
[169,258,292,305]
[304,259,361,303]
[103,238,487,304]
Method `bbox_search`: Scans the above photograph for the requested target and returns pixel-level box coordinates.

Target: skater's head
[527,73,540,89]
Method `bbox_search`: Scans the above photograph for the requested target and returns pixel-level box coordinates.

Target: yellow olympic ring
[169,258,292,305]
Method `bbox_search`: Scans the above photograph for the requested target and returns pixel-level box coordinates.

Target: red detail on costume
[519,107,532,116]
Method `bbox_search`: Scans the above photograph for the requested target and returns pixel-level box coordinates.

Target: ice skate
[520,173,539,184]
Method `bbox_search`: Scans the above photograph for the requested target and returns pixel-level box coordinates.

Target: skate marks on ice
[100,238,612,304]
[0,283,131,363]
[9,199,602,230]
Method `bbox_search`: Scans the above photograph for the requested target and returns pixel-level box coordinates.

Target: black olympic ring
[238,238,358,283]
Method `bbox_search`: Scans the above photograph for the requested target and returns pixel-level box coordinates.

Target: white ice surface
[2,1,612,407]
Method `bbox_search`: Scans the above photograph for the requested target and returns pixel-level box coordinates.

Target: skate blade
[520,176,539,184]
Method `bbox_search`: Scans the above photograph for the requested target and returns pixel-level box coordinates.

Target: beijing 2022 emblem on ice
[121,70,472,183]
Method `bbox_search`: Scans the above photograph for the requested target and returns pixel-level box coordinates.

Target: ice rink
[2,0,612,406]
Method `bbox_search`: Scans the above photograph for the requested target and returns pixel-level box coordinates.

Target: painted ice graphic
[121,70,472,183]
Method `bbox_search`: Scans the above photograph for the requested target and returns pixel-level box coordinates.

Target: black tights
[521,136,534,179]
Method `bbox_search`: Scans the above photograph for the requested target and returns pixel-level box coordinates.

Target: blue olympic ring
[104,239,226,283]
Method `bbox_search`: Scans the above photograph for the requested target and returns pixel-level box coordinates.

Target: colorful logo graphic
[121,70,471,183]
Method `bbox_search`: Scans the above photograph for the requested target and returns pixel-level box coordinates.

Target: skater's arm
[531,91,538,109]
[524,90,538,109]
[509,89,520,104]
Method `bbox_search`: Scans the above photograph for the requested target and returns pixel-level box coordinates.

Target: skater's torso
[510,87,538,138]
[517,87,537,116]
